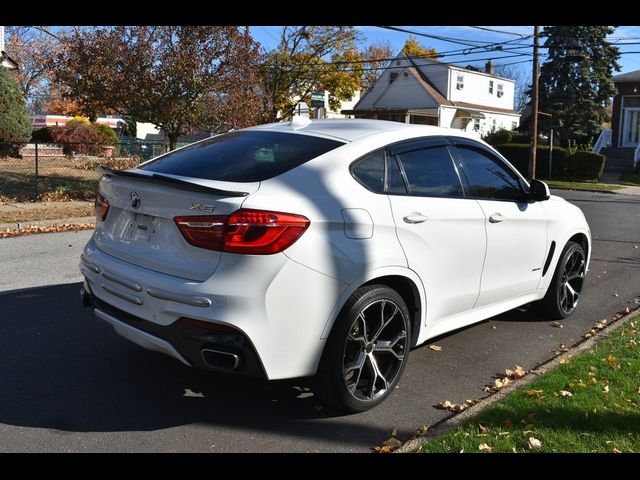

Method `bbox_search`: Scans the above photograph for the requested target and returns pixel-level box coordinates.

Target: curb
[396,305,640,453]
[549,186,619,194]
[0,216,95,231]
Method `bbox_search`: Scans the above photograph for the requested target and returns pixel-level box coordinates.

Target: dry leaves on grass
[429,345,442,351]
[558,390,573,397]
[373,437,402,453]
[1,223,94,239]
[484,377,512,393]
[528,437,542,450]
[478,443,492,452]
[527,389,544,397]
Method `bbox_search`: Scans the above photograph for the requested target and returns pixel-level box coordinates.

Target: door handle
[403,212,429,224]
[489,212,506,223]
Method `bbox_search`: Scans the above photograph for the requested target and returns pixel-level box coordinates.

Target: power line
[468,26,527,38]
[378,26,489,48]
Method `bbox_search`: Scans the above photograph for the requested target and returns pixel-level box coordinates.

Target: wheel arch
[320,267,426,348]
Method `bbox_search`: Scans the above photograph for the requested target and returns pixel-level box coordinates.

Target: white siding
[374,68,439,109]
[327,91,361,119]
[439,108,518,138]
[356,56,414,109]
[448,67,515,110]
[439,107,457,128]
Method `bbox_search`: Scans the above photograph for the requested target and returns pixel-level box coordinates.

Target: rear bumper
[80,237,345,380]
[82,282,265,377]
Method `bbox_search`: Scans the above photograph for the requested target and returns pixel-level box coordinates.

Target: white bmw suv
[80,118,590,412]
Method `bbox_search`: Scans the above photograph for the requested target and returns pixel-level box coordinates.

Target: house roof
[613,70,640,82]
[449,101,517,116]
[405,58,452,106]
[0,50,18,69]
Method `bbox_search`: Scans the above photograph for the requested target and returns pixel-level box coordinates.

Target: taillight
[95,192,110,221]
[175,209,310,254]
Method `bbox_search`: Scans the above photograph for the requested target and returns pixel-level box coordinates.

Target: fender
[320,265,427,340]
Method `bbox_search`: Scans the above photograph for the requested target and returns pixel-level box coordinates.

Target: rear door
[451,140,549,307]
[386,138,487,322]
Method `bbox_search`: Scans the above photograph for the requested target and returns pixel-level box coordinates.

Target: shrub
[483,128,514,146]
[93,123,118,145]
[0,67,32,153]
[50,121,106,156]
[567,151,605,180]
[494,143,570,178]
[31,127,54,143]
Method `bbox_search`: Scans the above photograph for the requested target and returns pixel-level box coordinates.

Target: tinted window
[140,131,344,182]
[456,146,523,200]
[352,150,385,192]
[387,156,407,194]
[396,146,463,197]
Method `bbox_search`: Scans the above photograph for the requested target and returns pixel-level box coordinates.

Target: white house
[0,26,19,69]
[344,54,520,137]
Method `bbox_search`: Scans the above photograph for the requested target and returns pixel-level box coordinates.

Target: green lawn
[420,316,640,453]
[542,179,624,192]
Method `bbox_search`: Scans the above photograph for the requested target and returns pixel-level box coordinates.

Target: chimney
[485,60,493,75]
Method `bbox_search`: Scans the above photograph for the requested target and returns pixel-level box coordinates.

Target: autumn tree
[53,26,263,149]
[260,26,363,121]
[538,26,620,144]
[4,26,66,114]
[401,36,437,58]
[360,41,394,92]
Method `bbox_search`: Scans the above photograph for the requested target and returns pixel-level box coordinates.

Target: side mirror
[529,179,550,202]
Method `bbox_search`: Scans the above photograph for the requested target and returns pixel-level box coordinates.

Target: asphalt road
[0,190,638,452]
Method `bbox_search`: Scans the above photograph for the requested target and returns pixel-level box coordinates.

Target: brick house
[611,70,640,147]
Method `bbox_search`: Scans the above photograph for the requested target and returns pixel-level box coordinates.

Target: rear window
[139,130,344,182]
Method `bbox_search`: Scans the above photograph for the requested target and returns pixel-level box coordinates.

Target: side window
[351,150,385,193]
[396,146,463,197]
[455,146,523,201]
[387,155,407,194]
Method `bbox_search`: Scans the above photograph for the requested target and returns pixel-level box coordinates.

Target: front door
[621,108,640,147]
[451,143,549,308]
[386,139,487,322]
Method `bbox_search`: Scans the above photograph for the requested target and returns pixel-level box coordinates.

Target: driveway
[0,190,638,452]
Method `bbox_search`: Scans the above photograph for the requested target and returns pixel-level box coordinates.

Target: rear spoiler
[97,167,249,197]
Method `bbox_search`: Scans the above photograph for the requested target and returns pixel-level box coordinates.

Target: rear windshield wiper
[97,167,249,197]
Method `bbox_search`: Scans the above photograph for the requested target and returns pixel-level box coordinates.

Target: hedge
[494,144,605,180]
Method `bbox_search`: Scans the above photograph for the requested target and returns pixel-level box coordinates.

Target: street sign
[311,92,324,101]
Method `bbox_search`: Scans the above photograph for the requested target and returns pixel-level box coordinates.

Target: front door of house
[622,109,640,147]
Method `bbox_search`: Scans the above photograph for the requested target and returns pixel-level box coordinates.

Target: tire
[538,241,586,319]
[315,284,411,413]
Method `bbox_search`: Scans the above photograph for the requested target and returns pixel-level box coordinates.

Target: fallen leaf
[560,390,573,397]
[603,385,610,393]
[416,424,429,436]
[524,423,535,431]
[623,307,631,315]
[560,358,571,365]
[527,389,544,397]
[435,400,468,412]
[429,345,442,351]
[494,377,512,389]
[614,293,619,297]
[478,443,492,452]
[506,365,526,379]
[382,437,402,448]
[478,422,490,434]
[490,326,497,330]
[373,445,393,453]
[391,428,397,437]
[550,321,564,328]
[528,437,542,449]
[606,355,618,367]
[613,448,622,453]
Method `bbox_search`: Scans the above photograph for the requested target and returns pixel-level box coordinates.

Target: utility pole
[529,25,540,181]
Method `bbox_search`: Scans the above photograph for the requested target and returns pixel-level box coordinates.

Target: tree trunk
[167,132,178,151]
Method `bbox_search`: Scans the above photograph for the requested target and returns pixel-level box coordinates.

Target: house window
[622,96,640,108]
[489,80,494,94]
[511,121,517,130]
[473,119,480,131]
[497,84,504,98]
[390,72,398,84]
[456,74,464,90]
